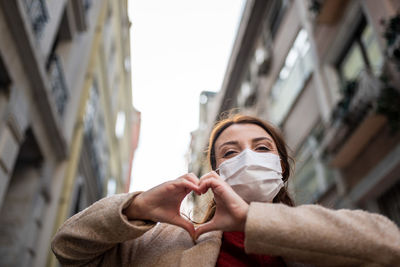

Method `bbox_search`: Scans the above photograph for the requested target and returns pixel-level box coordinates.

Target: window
[71,176,85,216]
[23,0,49,38]
[237,69,257,108]
[0,128,44,266]
[115,111,126,138]
[107,178,117,197]
[293,135,335,204]
[268,29,313,125]
[293,155,320,204]
[0,55,11,93]
[84,79,99,134]
[0,56,11,119]
[337,16,383,84]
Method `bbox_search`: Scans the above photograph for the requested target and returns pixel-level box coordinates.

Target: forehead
[215,123,274,148]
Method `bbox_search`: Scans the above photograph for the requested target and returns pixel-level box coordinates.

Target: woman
[52,115,400,266]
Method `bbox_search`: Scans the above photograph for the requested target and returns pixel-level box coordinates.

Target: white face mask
[217,148,284,203]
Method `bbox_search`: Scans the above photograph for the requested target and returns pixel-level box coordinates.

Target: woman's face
[214,123,279,169]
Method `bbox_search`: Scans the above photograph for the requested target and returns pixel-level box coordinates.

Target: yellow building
[0,1,137,266]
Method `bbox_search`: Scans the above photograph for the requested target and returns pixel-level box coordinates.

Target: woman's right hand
[194,171,249,240]
[124,173,200,238]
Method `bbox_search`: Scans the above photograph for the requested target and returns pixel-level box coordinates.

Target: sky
[128,0,245,191]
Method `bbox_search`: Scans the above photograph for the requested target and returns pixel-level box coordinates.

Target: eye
[255,145,270,152]
[223,150,237,158]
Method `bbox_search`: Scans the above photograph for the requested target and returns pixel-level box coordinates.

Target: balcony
[47,54,68,117]
[322,71,388,168]
[23,0,49,38]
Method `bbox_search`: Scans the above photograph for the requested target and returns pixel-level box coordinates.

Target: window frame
[336,15,375,84]
[268,28,313,125]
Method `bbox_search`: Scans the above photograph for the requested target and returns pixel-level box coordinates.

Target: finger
[198,177,237,203]
[172,216,195,239]
[198,175,224,192]
[194,220,218,240]
[198,176,215,194]
[198,173,220,189]
[181,173,199,186]
[199,171,221,182]
[177,179,201,195]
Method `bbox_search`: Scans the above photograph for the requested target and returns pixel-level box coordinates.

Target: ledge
[329,112,387,168]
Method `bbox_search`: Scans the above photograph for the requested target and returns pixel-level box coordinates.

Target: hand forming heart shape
[124,172,249,240]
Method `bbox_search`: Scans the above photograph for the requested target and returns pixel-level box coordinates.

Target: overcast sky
[128,0,244,191]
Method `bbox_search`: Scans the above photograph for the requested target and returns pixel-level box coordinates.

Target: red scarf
[216,231,286,267]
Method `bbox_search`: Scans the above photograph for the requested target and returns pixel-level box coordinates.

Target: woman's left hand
[194,171,249,240]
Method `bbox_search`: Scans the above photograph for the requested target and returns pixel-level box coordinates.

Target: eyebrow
[217,137,274,150]
[252,137,273,143]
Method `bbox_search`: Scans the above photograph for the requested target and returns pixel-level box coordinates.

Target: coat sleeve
[244,202,400,266]
[51,192,156,266]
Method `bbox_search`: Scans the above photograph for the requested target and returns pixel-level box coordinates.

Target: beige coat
[52,192,400,266]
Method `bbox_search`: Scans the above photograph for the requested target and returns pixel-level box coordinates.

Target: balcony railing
[331,71,381,127]
[321,71,387,168]
[48,54,68,117]
[23,0,49,38]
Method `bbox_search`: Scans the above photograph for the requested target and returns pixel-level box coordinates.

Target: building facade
[0,0,138,266]
[188,91,217,176]
[189,0,400,225]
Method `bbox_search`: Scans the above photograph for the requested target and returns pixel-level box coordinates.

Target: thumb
[172,216,195,239]
[194,220,218,241]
